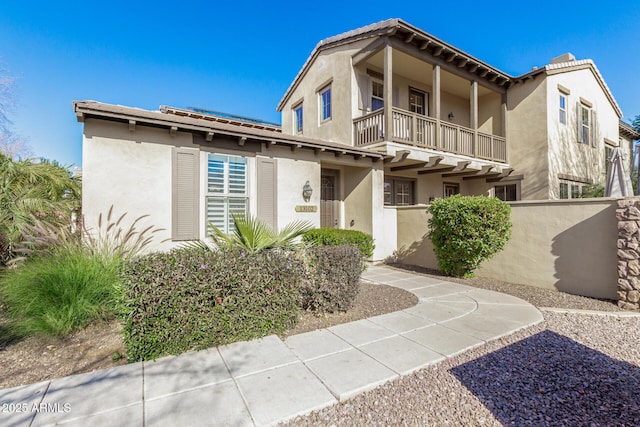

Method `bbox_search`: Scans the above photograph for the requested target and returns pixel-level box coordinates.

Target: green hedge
[121,247,303,361]
[428,195,511,277]
[300,244,363,313]
[302,228,375,259]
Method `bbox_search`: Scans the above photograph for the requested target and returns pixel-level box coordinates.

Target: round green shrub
[299,244,363,313]
[428,195,511,277]
[302,228,375,259]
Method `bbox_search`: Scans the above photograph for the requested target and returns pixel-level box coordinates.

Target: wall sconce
[302,180,313,202]
[448,112,454,121]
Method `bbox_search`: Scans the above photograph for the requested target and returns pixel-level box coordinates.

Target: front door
[320,170,340,228]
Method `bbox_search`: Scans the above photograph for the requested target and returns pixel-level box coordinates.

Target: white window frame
[559,179,586,200]
[293,103,303,134]
[319,85,332,122]
[371,79,384,111]
[581,105,590,145]
[206,154,248,234]
[559,93,567,125]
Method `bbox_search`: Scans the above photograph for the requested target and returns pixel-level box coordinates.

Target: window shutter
[591,110,598,147]
[576,102,583,143]
[357,74,371,111]
[172,147,200,240]
[256,157,277,230]
[393,87,399,107]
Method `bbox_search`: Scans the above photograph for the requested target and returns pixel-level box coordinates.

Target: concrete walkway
[0,265,543,427]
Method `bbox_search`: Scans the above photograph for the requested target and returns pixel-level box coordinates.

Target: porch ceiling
[366,50,494,99]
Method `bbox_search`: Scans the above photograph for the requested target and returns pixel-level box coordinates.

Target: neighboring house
[277,18,631,202]
[74,18,635,258]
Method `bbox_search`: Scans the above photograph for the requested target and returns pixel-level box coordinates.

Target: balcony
[353,108,507,163]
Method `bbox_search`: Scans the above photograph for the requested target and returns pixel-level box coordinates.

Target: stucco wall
[394,199,619,299]
[83,119,186,252]
[83,119,330,252]
[264,146,322,230]
[546,69,620,197]
[280,40,370,145]
[506,77,550,200]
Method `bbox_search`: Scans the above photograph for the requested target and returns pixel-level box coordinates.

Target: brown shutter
[576,102,583,143]
[591,110,598,147]
[357,74,371,111]
[256,157,277,230]
[172,147,200,240]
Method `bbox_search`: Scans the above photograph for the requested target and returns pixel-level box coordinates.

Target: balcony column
[501,93,508,160]
[470,80,478,156]
[384,42,393,141]
[432,64,441,148]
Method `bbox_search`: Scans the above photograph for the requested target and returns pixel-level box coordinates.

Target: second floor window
[559,93,567,124]
[320,86,331,121]
[372,80,384,111]
[294,103,303,134]
[409,88,426,115]
[580,105,590,145]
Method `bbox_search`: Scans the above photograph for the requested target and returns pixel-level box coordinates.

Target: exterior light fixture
[302,180,313,202]
[448,112,454,120]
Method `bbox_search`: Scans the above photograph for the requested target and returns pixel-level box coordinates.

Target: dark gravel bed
[385,262,631,312]
[281,311,640,426]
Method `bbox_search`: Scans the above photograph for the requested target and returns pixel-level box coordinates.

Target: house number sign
[295,205,318,212]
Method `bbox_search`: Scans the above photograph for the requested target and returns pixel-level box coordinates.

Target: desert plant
[300,244,363,313]
[0,153,80,264]
[428,195,511,277]
[121,246,304,361]
[0,247,123,337]
[302,228,375,259]
[12,206,163,264]
[207,212,313,253]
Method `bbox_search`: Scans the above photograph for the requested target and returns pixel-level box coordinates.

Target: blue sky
[1,1,639,167]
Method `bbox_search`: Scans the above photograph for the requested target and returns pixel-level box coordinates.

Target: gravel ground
[280,265,640,426]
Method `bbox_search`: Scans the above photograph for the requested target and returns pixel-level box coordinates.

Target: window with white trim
[559,93,567,125]
[320,85,331,122]
[293,103,303,134]
[206,154,248,233]
[559,180,586,199]
[371,80,384,111]
[577,103,591,145]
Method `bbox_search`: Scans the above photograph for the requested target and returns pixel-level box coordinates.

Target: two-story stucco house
[276,19,633,204]
[74,18,637,259]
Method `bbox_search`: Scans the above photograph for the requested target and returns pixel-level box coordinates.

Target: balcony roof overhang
[277,18,513,111]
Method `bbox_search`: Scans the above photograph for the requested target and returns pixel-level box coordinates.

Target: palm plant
[207,212,313,253]
[0,153,80,264]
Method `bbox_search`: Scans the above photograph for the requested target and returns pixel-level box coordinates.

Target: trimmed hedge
[300,244,363,313]
[121,247,303,361]
[428,195,511,277]
[302,228,375,259]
